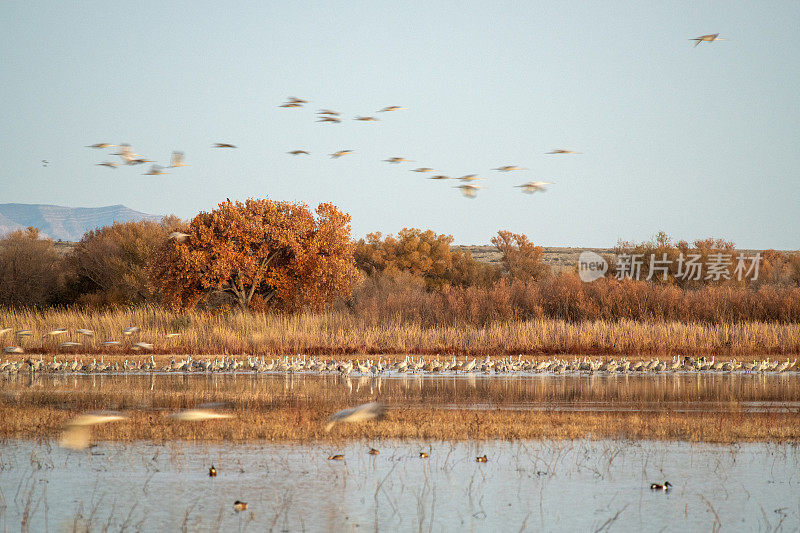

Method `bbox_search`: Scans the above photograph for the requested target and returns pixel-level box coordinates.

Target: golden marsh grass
[2,307,800,358]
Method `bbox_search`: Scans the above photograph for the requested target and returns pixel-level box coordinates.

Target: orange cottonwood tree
[151,198,357,312]
[491,230,551,282]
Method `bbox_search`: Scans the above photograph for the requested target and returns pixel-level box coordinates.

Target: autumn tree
[354,228,498,290]
[614,232,740,288]
[150,198,357,312]
[491,230,551,282]
[66,218,179,306]
[0,227,62,307]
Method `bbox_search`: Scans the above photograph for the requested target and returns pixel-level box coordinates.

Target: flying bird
[86,143,116,149]
[96,161,118,168]
[317,109,340,116]
[130,158,154,165]
[122,327,139,335]
[41,160,49,167]
[317,116,341,123]
[279,102,303,108]
[493,165,526,172]
[214,143,237,148]
[691,33,724,46]
[45,328,68,337]
[169,151,189,167]
[455,184,482,198]
[516,181,553,194]
[59,342,82,348]
[384,157,413,163]
[431,175,450,180]
[58,411,127,450]
[412,167,435,173]
[287,97,308,104]
[547,149,580,154]
[170,408,233,422]
[459,175,481,182]
[133,342,154,351]
[355,116,379,121]
[76,329,94,336]
[378,106,404,112]
[143,165,167,176]
[330,150,353,158]
[325,402,385,432]
[288,150,310,155]
[169,232,190,242]
[113,144,142,165]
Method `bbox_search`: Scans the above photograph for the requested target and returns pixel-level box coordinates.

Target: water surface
[0,439,798,532]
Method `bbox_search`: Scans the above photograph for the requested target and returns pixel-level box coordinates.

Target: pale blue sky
[1,1,798,248]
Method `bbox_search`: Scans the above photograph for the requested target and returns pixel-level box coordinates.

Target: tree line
[1,198,798,323]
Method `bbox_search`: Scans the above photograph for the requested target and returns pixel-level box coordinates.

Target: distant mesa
[0,203,162,242]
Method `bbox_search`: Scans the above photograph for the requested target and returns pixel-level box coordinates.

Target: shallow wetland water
[1,373,799,530]
[1,439,799,531]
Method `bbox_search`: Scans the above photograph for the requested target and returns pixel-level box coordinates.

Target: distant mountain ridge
[0,203,162,242]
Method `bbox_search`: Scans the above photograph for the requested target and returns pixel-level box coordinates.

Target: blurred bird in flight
[547,149,580,154]
[143,165,167,176]
[168,151,189,167]
[691,33,724,46]
[455,184,482,198]
[325,402,385,432]
[516,181,552,194]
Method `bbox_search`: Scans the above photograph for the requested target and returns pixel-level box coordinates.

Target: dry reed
[2,307,800,358]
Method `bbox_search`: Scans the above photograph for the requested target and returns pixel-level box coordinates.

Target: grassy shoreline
[1,307,800,358]
[2,406,798,444]
[2,373,799,444]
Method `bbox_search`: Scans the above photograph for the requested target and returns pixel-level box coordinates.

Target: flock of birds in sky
[83,105,572,198]
[79,33,724,200]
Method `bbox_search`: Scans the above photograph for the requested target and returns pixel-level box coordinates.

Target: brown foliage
[66,219,175,306]
[0,227,62,307]
[150,198,357,312]
[354,228,499,290]
[491,230,551,282]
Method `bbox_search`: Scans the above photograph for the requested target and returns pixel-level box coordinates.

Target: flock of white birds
[273,96,571,198]
[80,34,725,201]
[1,347,795,375]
